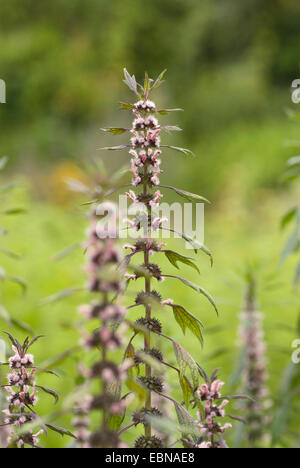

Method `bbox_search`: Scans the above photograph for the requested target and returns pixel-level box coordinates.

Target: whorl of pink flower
[76,208,126,448]
[1,340,45,448]
[239,275,269,446]
[196,378,232,449]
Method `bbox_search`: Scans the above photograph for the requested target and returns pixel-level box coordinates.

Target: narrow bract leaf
[151,69,167,91]
[119,102,135,111]
[160,185,210,204]
[228,414,246,424]
[101,127,128,135]
[51,243,81,262]
[99,145,128,151]
[157,108,184,115]
[7,276,27,294]
[0,247,22,260]
[36,386,59,405]
[39,287,83,306]
[162,145,194,157]
[123,69,138,95]
[40,347,79,370]
[161,126,182,133]
[164,250,200,274]
[3,208,27,216]
[165,276,218,315]
[45,424,76,439]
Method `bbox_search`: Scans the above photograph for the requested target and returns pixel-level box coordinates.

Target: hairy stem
[144,163,152,438]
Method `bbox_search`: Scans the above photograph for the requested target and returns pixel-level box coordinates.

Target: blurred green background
[0,0,300,448]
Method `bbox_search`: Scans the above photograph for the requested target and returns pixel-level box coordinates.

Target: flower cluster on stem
[239,274,268,447]
[101,69,243,448]
[196,378,232,448]
[74,207,127,448]
[0,334,65,448]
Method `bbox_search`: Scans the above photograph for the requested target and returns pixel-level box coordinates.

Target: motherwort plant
[74,206,128,448]
[0,333,72,448]
[237,271,269,447]
[100,70,244,448]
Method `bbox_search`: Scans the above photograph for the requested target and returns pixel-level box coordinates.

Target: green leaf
[151,69,167,91]
[0,247,22,259]
[108,411,126,432]
[99,145,128,151]
[228,414,246,424]
[51,243,81,262]
[281,207,297,230]
[11,318,34,335]
[119,102,135,111]
[161,125,182,133]
[171,231,213,265]
[123,69,138,95]
[39,287,83,306]
[160,185,210,204]
[40,347,79,370]
[36,386,59,405]
[157,108,184,115]
[180,375,193,408]
[143,72,151,93]
[126,377,146,402]
[2,208,27,215]
[173,401,199,442]
[101,127,128,135]
[7,276,27,294]
[45,424,76,439]
[0,156,8,171]
[171,304,204,345]
[165,276,218,315]
[164,250,200,274]
[173,341,199,388]
[26,335,45,350]
[0,330,17,347]
[162,145,194,157]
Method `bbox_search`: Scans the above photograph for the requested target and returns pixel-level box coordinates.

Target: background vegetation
[0,0,300,447]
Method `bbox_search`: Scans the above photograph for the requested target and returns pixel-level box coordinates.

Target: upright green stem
[143,163,152,438]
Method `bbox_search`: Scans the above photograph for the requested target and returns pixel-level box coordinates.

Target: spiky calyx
[133,407,163,426]
[138,376,164,393]
[135,290,162,306]
[134,239,162,253]
[136,264,162,281]
[134,435,163,448]
[134,348,163,365]
[134,317,162,334]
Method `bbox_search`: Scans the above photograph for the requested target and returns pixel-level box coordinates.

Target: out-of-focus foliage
[1,0,300,198]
